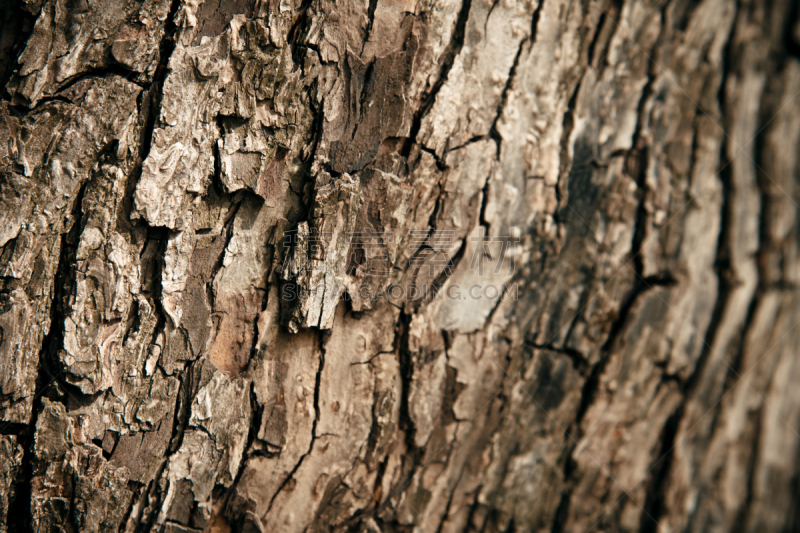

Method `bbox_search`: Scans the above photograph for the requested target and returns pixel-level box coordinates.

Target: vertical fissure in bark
[139,0,182,166]
[488,43,525,157]
[5,169,92,531]
[116,0,181,386]
[429,233,469,304]
[289,3,313,48]
[787,450,800,531]
[673,0,703,33]
[462,487,483,531]
[639,403,681,533]
[485,0,502,36]
[585,7,607,68]
[435,487,459,533]
[637,6,742,528]
[730,229,768,533]
[561,283,592,355]
[343,452,390,529]
[64,470,79,531]
[627,2,666,280]
[118,481,145,531]
[785,4,800,59]
[729,27,794,525]
[0,0,36,91]
[553,14,678,509]
[674,0,738,405]
[402,0,473,156]
[732,381,766,533]
[222,380,263,527]
[208,198,243,313]
[363,0,380,54]
[263,330,327,518]
[370,313,426,523]
[488,0,543,158]
[132,458,170,533]
[138,226,169,358]
[397,312,417,451]
[554,75,584,226]
[166,358,196,455]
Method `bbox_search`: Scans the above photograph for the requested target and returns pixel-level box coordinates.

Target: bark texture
[0,0,799,531]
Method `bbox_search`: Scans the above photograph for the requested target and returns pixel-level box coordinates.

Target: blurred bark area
[0,0,799,531]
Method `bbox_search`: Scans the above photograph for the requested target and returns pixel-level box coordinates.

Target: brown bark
[0,0,799,531]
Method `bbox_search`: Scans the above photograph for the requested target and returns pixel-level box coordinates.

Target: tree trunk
[1,0,799,531]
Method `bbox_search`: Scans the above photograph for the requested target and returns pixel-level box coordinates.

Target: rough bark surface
[0,0,799,531]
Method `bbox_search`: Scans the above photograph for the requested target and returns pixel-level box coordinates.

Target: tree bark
[0,0,799,531]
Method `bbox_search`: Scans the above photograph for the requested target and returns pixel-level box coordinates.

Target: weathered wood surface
[0,0,799,531]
